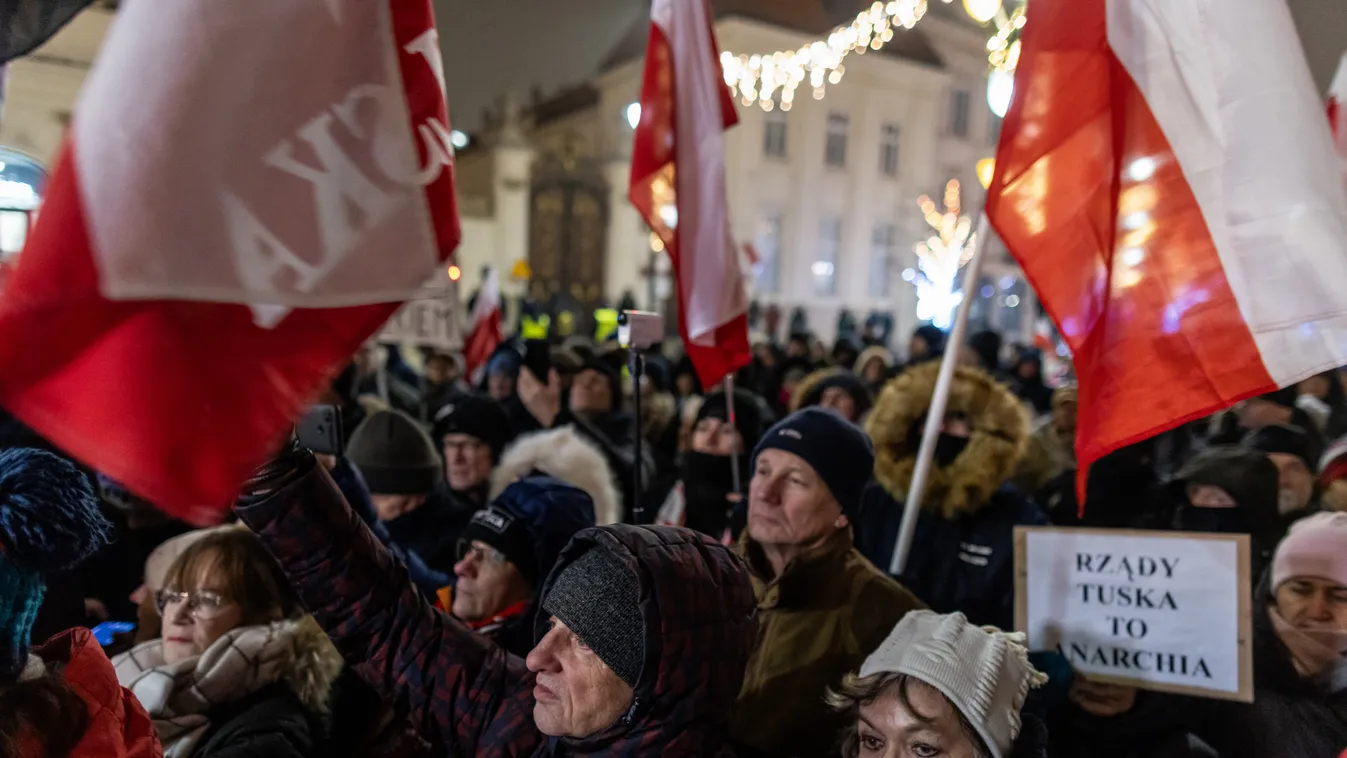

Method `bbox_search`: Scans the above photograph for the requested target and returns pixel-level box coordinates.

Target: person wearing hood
[234,445,759,756]
[516,355,655,523]
[1013,384,1078,498]
[1296,370,1347,439]
[790,368,874,424]
[1171,446,1284,583]
[830,611,1049,758]
[854,345,896,395]
[907,325,947,367]
[1245,423,1320,524]
[447,476,596,658]
[0,447,160,758]
[733,408,925,758]
[967,330,1005,378]
[1190,512,1347,758]
[345,409,473,575]
[856,362,1047,630]
[1319,440,1347,513]
[484,346,523,402]
[491,425,624,528]
[1010,349,1053,416]
[655,389,765,541]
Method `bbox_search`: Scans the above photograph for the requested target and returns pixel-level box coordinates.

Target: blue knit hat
[0,448,111,681]
[752,407,875,518]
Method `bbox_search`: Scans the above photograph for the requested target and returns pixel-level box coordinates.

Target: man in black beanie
[432,393,512,501]
[656,389,764,541]
[733,408,924,758]
[1245,422,1320,519]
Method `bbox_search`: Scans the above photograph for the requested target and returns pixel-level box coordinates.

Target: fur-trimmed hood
[854,346,896,375]
[490,425,622,526]
[868,362,1029,519]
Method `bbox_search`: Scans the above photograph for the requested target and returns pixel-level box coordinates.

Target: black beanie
[697,390,765,452]
[459,506,539,583]
[346,410,442,495]
[752,407,874,519]
[803,372,873,419]
[542,546,644,687]
[432,394,512,462]
[1245,423,1316,472]
[577,357,622,411]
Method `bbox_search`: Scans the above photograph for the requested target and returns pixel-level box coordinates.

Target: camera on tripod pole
[617,310,663,351]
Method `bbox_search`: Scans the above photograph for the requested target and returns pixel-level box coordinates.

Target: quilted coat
[235,455,759,756]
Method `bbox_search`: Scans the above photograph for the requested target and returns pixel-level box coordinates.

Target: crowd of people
[1,323,1347,758]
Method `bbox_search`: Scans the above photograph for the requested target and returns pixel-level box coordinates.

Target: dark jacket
[380,479,478,575]
[860,362,1047,630]
[333,458,448,598]
[1194,575,1347,758]
[1171,446,1284,583]
[564,409,656,523]
[1048,688,1215,758]
[236,456,758,756]
[733,528,925,758]
[193,684,320,758]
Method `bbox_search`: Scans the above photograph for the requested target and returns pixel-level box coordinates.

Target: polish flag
[629,0,750,388]
[0,0,460,522]
[463,268,503,385]
[986,0,1347,490]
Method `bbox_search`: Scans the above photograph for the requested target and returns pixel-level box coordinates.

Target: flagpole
[889,212,992,576]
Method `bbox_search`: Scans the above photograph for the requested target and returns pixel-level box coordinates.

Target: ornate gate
[528,148,608,335]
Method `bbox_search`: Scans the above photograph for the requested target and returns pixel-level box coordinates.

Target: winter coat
[1013,416,1075,496]
[380,479,477,575]
[492,425,623,526]
[1193,575,1347,758]
[1047,688,1215,758]
[333,457,448,598]
[114,616,342,758]
[732,528,925,758]
[859,362,1046,630]
[15,627,161,758]
[1171,446,1285,583]
[235,458,759,756]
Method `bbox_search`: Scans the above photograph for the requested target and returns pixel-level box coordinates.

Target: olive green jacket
[732,528,925,758]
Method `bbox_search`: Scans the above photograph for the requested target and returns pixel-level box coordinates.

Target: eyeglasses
[155,589,232,619]
[443,439,488,456]
[456,540,508,566]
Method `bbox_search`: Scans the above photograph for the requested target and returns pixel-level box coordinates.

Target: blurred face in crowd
[570,369,613,416]
[908,335,929,361]
[487,372,516,401]
[820,386,858,422]
[1186,484,1237,509]
[1268,453,1314,514]
[853,678,983,758]
[749,448,845,552]
[451,540,531,623]
[675,373,698,398]
[1016,360,1040,382]
[1275,577,1347,633]
[787,339,809,359]
[1237,398,1292,430]
[444,433,494,492]
[692,416,742,456]
[353,344,380,377]
[861,358,888,385]
[425,355,458,386]
[371,492,428,522]
[1054,398,1078,438]
[526,616,634,737]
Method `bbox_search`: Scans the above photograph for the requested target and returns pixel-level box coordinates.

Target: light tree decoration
[909,179,977,329]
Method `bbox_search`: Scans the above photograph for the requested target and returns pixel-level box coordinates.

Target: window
[879,123,900,177]
[753,214,782,294]
[813,218,842,296]
[988,113,1002,146]
[869,224,897,297]
[949,89,970,138]
[825,112,849,167]
[763,108,787,158]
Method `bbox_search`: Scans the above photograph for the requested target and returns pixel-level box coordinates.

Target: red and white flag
[986,0,1347,486]
[0,0,460,522]
[629,0,750,389]
[463,268,503,384]
[1331,53,1347,178]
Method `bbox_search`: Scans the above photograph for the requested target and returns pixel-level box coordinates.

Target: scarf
[466,598,532,633]
[1268,606,1347,678]
[113,620,309,758]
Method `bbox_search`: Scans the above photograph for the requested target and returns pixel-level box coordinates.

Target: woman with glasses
[112,526,342,758]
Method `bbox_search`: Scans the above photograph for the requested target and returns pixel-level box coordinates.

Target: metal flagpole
[888,212,992,576]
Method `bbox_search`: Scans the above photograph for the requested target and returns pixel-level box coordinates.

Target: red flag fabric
[629,0,750,389]
[986,0,1347,493]
[463,268,502,384]
[0,0,460,522]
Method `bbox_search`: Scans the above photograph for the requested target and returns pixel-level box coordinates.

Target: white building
[453,1,1037,346]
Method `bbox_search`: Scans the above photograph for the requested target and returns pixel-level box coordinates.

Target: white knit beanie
[859,611,1048,758]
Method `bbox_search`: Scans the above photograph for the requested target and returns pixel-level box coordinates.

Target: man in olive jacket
[733,408,925,758]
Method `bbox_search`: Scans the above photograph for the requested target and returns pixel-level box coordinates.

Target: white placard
[1014,526,1253,702]
[377,271,462,350]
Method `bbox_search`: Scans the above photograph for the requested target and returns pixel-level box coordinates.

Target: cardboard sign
[1014,526,1253,703]
[378,272,462,349]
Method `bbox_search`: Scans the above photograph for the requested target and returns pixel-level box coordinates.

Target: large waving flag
[629,0,750,388]
[0,0,460,522]
[986,0,1347,485]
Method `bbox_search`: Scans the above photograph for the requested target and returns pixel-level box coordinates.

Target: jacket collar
[741,527,853,609]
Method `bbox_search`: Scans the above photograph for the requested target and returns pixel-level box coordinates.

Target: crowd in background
[1,320,1347,758]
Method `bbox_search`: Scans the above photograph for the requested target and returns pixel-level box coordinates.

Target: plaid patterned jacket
[236,459,759,756]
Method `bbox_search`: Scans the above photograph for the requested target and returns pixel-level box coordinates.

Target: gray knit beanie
[541,546,643,687]
[345,410,442,495]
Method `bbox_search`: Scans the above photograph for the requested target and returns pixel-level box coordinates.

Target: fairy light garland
[719,0,929,113]
[910,179,977,329]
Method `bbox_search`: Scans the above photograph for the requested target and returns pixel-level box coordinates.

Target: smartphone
[523,339,552,382]
[92,621,136,647]
[296,404,345,456]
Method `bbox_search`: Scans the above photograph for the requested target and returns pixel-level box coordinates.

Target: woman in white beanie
[828,610,1048,758]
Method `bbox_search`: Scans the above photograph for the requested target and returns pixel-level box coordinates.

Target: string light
[912,179,978,329]
[720,0,929,112]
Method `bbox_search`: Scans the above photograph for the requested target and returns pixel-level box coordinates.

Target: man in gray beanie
[733,407,925,758]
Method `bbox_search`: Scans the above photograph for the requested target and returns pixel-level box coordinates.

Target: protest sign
[1014,526,1252,703]
[378,270,462,350]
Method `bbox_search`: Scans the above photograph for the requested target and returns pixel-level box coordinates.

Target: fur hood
[853,346,896,374]
[789,367,842,413]
[490,425,622,526]
[867,361,1029,519]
